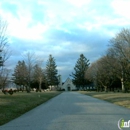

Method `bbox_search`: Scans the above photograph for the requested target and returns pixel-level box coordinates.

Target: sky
[0,0,130,81]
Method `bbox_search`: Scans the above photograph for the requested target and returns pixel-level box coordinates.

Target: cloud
[1,0,130,81]
[111,0,130,19]
[66,0,91,7]
[0,0,48,41]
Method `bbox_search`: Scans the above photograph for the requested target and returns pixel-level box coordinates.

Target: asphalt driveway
[0,92,130,130]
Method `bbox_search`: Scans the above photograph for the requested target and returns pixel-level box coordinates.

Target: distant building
[59,76,76,91]
[50,75,95,91]
[62,78,76,91]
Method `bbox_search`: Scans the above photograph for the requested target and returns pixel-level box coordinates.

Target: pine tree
[46,55,58,90]
[12,60,28,88]
[71,54,90,90]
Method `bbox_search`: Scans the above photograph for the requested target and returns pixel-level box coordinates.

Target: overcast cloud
[0,0,130,81]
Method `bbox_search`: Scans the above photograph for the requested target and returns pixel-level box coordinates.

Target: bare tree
[110,28,130,63]
[85,61,98,90]
[86,28,130,92]
[23,52,36,92]
[109,28,130,91]
[106,48,125,91]
[0,18,11,89]
[0,68,11,89]
[0,18,10,65]
[86,56,117,92]
[33,63,44,92]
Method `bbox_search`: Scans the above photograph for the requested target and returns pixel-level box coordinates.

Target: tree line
[0,18,59,92]
[85,28,130,92]
[71,28,130,92]
[1,17,130,92]
[12,54,59,92]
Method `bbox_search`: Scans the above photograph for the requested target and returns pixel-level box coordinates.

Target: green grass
[0,91,61,125]
[79,91,130,109]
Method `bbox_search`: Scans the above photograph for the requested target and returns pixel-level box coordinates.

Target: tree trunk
[26,85,30,93]
[121,78,124,92]
[39,79,42,92]
[50,85,52,91]
[104,86,107,92]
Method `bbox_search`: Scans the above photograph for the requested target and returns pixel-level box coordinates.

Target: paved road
[0,92,130,130]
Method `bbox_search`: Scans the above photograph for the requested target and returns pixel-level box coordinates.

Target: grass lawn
[0,91,61,125]
[80,91,130,109]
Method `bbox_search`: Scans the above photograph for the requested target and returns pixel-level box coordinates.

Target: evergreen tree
[46,55,58,89]
[13,60,28,88]
[71,54,90,90]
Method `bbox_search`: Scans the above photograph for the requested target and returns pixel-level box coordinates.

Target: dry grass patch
[0,91,61,125]
[80,91,130,109]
